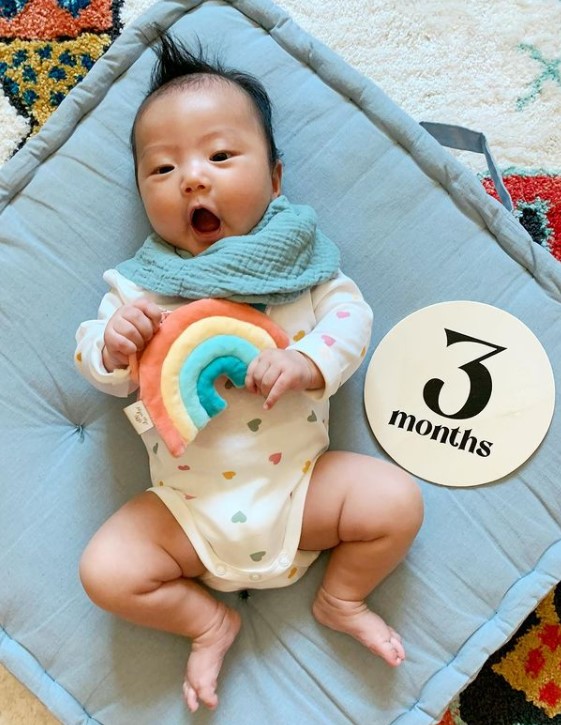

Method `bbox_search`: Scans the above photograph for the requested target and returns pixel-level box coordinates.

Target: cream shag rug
[1,0,560,172]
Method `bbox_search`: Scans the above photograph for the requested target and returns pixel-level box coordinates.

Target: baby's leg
[79,492,240,712]
[300,452,423,666]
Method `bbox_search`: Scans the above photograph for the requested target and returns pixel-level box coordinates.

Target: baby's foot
[183,602,241,712]
[312,586,405,667]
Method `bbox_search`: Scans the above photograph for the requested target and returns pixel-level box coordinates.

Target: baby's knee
[389,468,424,535]
[79,537,125,612]
[343,461,423,542]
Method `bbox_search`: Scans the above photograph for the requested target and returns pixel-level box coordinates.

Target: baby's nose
[182,164,209,193]
[183,179,207,193]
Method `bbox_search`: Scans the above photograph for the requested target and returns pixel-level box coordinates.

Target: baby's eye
[156,165,174,175]
[210,151,231,162]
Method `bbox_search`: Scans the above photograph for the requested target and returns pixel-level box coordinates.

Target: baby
[75,33,423,713]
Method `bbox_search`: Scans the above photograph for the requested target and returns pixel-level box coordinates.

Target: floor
[0,666,58,725]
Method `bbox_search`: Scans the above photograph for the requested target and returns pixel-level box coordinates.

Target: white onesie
[76,269,372,591]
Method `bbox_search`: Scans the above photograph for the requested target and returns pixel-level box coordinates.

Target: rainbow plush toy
[131,299,289,457]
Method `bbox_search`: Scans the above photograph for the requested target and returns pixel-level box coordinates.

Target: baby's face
[135,80,282,255]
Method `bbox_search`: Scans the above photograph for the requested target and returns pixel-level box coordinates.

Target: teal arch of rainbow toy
[133,299,289,457]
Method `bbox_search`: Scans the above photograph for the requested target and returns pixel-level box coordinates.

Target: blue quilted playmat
[0,1,560,723]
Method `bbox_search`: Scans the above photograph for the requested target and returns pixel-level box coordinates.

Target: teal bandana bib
[116,196,340,305]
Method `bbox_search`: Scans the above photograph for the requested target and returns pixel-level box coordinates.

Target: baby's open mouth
[191,207,221,234]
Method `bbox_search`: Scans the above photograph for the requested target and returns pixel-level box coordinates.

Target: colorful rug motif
[439,587,561,724]
[0,2,560,724]
[0,0,117,39]
[0,0,118,138]
[483,173,561,263]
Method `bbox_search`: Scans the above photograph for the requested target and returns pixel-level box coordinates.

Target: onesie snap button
[250,573,261,581]
[216,565,227,575]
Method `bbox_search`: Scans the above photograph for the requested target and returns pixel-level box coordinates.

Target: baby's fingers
[106,328,139,357]
[102,331,137,370]
[244,357,261,394]
[134,298,163,330]
[245,352,276,394]
[119,307,159,348]
[263,374,289,410]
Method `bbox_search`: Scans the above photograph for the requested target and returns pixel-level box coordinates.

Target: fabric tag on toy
[124,400,154,435]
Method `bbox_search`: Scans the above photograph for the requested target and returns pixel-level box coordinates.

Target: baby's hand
[102,298,162,371]
[245,349,324,409]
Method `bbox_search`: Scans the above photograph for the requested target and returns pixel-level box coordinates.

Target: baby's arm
[290,272,373,399]
[75,272,163,397]
[247,272,373,408]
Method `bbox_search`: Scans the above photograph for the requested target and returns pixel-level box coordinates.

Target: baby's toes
[387,633,405,665]
[194,680,218,711]
[183,682,199,713]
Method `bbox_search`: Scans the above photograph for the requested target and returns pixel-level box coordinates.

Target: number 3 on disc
[363,301,555,487]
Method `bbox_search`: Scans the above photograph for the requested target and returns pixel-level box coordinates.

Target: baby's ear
[271,160,283,198]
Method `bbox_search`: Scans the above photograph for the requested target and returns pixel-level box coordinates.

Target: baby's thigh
[299,451,421,549]
[80,491,205,594]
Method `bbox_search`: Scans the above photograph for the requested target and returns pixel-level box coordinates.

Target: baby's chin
[161,234,223,256]
[160,223,257,254]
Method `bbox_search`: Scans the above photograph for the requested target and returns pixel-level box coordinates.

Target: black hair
[131,32,280,175]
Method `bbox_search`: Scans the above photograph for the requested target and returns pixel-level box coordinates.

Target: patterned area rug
[0,0,120,152]
[0,1,560,724]
[440,588,561,725]
[483,173,561,263]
